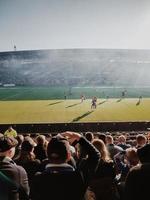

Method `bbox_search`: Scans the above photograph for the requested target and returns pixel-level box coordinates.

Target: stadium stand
[1,49,150,199]
[0,130,150,200]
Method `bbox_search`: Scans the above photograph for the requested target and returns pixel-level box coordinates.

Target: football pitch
[0,98,150,124]
[0,86,150,100]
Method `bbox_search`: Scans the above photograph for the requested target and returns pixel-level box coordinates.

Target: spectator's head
[92,139,110,162]
[147,132,150,141]
[136,134,147,148]
[19,137,37,161]
[97,133,106,144]
[30,133,40,142]
[45,133,52,142]
[137,144,150,163]
[0,136,18,158]
[106,135,114,145]
[16,134,24,147]
[23,134,31,140]
[47,135,71,164]
[22,138,36,153]
[130,139,137,147]
[85,132,94,142]
[118,135,126,144]
[125,147,139,166]
[36,135,46,146]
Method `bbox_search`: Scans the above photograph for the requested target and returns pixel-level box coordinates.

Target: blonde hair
[126,147,139,166]
[92,139,111,162]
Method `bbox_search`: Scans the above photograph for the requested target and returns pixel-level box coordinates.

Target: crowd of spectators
[0,127,150,200]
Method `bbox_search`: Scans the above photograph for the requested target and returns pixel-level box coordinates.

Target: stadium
[0,48,150,133]
[1,1,150,200]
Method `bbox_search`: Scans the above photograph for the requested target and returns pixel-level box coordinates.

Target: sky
[0,0,150,52]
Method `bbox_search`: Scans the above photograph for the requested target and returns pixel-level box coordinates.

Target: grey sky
[0,0,150,51]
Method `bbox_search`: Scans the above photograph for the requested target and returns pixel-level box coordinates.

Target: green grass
[0,98,150,124]
[0,86,150,124]
[0,86,150,100]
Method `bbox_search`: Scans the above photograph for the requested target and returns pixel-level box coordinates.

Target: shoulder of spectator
[34,171,42,176]
[115,144,124,151]
[34,159,41,164]
[16,164,28,176]
[129,164,141,172]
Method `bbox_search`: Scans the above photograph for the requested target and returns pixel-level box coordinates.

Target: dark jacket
[124,163,150,200]
[118,143,131,150]
[107,144,123,159]
[15,158,41,187]
[30,137,100,200]
[0,156,29,200]
[86,160,116,200]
